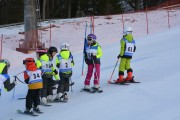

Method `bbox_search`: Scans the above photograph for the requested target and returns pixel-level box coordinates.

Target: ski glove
[13,79,17,85]
[71,60,74,66]
[91,53,96,60]
[85,59,89,64]
[117,54,121,59]
[54,74,60,80]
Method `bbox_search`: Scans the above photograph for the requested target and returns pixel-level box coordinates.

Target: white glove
[92,52,96,56]
[13,80,17,85]
[41,97,47,105]
[47,95,53,102]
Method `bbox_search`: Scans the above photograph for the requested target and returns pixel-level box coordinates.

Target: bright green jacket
[56,50,74,66]
[0,63,6,74]
[36,54,59,80]
[120,34,134,57]
[85,42,102,64]
[55,50,74,75]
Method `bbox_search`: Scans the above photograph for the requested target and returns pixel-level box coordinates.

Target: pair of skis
[81,87,103,93]
[108,76,140,85]
[108,80,140,85]
[17,99,67,117]
[40,99,68,106]
[50,99,68,103]
[17,109,43,117]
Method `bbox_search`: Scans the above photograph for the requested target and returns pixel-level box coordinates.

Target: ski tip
[40,104,52,107]
[81,88,96,93]
[107,80,111,84]
[109,81,130,85]
[53,99,68,103]
[17,109,39,116]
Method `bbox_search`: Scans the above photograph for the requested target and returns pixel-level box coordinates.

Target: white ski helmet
[123,26,133,36]
[60,43,69,50]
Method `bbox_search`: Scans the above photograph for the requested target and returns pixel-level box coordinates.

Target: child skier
[116,26,136,83]
[55,43,74,102]
[84,34,103,90]
[0,59,17,96]
[23,58,43,114]
[36,47,59,105]
[47,46,59,94]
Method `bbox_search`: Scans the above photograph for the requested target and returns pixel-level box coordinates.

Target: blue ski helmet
[87,34,96,41]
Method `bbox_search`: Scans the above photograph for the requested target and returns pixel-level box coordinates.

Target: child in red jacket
[23,58,43,114]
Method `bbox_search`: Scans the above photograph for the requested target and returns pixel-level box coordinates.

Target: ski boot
[33,106,40,112]
[54,93,63,101]
[63,92,68,101]
[125,71,135,83]
[24,108,33,114]
[84,85,91,91]
[47,95,54,102]
[115,75,126,84]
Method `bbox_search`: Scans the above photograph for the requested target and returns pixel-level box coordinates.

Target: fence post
[167,2,171,29]
[49,22,52,47]
[122,14,124,32]
[91,16,94,34]
[146,6,149,34]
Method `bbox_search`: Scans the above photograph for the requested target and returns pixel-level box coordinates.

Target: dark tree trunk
[24,0,38,50]
[43,0,46,19]
[67,0,72,18]
[135,0,141,10]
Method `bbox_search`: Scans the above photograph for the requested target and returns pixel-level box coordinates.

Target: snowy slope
[0,10,180,120]
[1,25,180,120]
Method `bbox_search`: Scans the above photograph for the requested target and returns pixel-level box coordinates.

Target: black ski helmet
[48,46,58,55]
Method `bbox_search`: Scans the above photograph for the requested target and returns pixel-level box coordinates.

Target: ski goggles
[23,59,35,65]
[87,37,95,41]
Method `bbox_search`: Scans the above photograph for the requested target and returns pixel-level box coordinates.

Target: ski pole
[82,21,88,76]
[10,77,16,120]
[70,77,73,92]
[14,76,26,84]
[92,56,100,88]
[90,21,92,34]
[108,58,119,84]
[14,71,24,76]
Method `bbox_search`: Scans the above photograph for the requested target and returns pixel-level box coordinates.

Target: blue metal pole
[82,21,88,76]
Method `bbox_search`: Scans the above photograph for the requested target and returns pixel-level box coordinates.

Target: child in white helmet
[116,26,136,83]
[55,43,74,102]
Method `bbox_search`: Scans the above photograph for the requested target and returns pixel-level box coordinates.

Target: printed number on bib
[33,73,41,79]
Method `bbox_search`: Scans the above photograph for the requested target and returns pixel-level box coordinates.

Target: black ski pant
[26,89,41,110]
[4,78,15,91]
[41,75,53,98]
[57,73,71,94]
